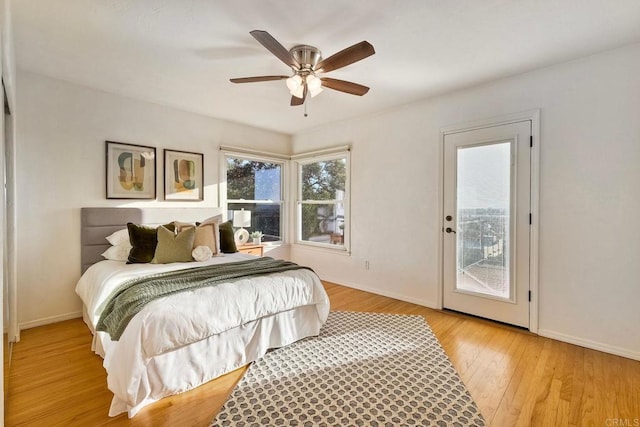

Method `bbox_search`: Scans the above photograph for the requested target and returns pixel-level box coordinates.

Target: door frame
[438,110,540,333]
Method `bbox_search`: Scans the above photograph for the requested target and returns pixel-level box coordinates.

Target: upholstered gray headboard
[81,207,224,273]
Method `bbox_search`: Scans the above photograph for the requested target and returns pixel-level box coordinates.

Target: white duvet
[75,253,330,417]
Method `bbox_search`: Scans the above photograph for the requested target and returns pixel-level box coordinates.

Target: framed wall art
[105,141,156,199]
[164,149,204,201]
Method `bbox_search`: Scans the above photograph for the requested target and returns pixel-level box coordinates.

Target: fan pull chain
[304,100,308,118]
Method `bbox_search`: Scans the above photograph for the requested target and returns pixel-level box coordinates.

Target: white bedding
[75,253,330,417]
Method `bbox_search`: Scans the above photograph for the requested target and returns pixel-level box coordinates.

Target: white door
[443,121,531,328]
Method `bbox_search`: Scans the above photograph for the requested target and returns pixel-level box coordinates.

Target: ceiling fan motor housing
[290,45,322,71]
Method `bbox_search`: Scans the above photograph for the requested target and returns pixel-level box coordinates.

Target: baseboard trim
[321,277,640,361]
[320,275,438,310]
[20,311,83,330]
[538,328,640,361]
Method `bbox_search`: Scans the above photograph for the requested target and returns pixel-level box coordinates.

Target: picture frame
[105,141,156,199]
[164,149,204,201]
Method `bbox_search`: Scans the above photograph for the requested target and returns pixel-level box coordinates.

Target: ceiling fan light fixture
[286,74,303,93]
[309,86,323,98]
[291,84,305,99]
[306,74,323,98]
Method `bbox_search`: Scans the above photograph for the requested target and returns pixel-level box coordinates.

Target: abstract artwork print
[164,149,204,201]
[106,141,156,199]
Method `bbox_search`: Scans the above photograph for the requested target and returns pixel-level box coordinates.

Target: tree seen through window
[300,158,347,244]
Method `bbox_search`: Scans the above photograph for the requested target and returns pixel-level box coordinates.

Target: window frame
[294,150,350,252]
[220,150,287,245]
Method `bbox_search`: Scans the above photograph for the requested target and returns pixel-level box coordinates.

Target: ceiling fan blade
[250,30,300,69]
[321,78,370,96]
[230,75,289,83]
[290,84,308,106]
[315,41,375,73]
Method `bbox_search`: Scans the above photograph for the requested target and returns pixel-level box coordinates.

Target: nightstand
[237,244,264,256]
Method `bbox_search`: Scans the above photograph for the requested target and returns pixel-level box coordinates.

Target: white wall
[291,43,640,359]
[14,42,640,359]
[15,71,291,328]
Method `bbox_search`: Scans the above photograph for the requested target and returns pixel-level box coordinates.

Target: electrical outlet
[364,260,370,270]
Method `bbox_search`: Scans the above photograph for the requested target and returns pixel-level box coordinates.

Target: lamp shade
[232,210,251,228]
[291,84,305,99]
[286,74,303,93]
[306,74,323,98]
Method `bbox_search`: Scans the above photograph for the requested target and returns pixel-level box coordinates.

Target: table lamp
[232,209,251,245]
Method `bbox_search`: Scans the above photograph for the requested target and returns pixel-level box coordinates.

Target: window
[295,151,349,250]
[224,153,284,243]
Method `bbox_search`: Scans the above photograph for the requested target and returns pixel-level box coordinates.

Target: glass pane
[226,158,281,201]
[228,203,281,242]
[300,203,345,245]
[301,158,346,201]
[456,142,511,298]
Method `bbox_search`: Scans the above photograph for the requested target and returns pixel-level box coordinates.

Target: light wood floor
[5,282,640,426]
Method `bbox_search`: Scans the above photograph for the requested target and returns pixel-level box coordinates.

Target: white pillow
[101,243,131,262]
[192,245,213,262]
[106,228,130,246]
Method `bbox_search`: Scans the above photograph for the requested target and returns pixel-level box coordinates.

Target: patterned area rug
[211,311,485,426]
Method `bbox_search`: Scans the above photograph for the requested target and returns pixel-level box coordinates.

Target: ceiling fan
[230,30,375,107]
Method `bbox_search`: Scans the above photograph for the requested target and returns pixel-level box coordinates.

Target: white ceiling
[12,0,640,135]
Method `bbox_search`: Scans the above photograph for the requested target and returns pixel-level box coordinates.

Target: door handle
[445,227,456,234]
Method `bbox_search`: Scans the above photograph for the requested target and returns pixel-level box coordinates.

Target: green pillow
[152,225,196,264]
[219,220,238,253]
[127,223,158,264]
[126,222,177,264]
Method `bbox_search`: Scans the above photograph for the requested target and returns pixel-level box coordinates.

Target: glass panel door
[442,120,531,328]
[456,142,512,300]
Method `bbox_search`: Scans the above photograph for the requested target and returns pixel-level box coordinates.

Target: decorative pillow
[192,245,213,262]
[126,222,176,264]
[176,222,217,253]
[106,228,129,246]
[101,244,131,262]
[152,225,196,264]
[218,220,238,253]
[179,223,219,255]
[127,223,158,264]
[173,221,195,230]
[200,214,223,225]
[200,214,223,252]
[163,222,177,233]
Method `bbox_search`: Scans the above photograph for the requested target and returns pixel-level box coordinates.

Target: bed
[75,207,330,417]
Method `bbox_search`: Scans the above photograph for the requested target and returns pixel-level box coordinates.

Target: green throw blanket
[96,257,312,341]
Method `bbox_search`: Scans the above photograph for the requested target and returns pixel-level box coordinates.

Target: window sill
[293,241,351,256]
